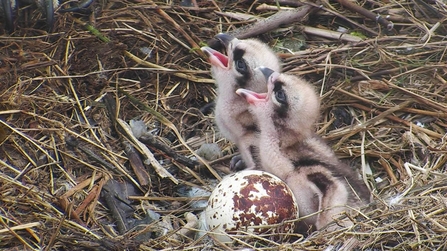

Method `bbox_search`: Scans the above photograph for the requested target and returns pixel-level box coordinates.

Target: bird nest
[1,0,446,250]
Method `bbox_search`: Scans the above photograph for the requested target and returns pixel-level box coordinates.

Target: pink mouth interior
[249,92,268,100]
[211,51,228,67]
[236,89,268,105]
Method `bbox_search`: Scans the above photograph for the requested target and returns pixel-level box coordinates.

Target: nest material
[1,0,447,250]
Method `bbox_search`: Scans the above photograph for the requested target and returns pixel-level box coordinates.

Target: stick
[208,5,314,47]
[335,0,394,30]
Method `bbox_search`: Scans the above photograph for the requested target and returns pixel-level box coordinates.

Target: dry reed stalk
[0,0,446,249]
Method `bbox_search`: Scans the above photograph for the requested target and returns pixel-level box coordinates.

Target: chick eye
[275,89,287,104]
[235,59,247,73]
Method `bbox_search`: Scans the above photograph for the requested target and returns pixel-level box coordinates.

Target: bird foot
[230,155,247,171]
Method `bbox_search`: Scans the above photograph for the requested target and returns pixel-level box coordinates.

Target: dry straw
[0,0,446,250]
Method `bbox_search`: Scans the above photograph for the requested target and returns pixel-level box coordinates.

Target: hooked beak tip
[258,66,275,80]
[214,33,235,48]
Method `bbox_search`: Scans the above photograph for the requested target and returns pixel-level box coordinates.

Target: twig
[212,5,314,42]
[258,1,379,36]
[149,1,206,57]
[214,11,262,21]
[103,94,152,188]
[386,81,447,113]
[117,87,222,182]
[102,181,130,234]
[350,68,402,81]
[65,136,117,171]
[256,3,293,11]
[122,141,152,187]
[302,26,363,43]
[54,197,84,226]
[206,5,313,49]
[349,103,444,139]
[336,0,394,30]
[117,118,179,185]
[72,17,111,43]
[378,158,398,184]
[139,133,200,169]
[125,51,213,83]
[336,100,414,147]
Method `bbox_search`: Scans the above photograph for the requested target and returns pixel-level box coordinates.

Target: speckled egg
[205,170,299,242]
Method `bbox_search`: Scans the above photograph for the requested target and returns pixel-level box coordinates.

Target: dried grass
[0,0,446,250]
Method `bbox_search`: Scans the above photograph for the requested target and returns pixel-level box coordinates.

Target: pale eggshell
[205,170,299,242]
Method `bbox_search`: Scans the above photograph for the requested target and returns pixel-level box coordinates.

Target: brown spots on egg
[230,172,297,234]
[205,170,298,242]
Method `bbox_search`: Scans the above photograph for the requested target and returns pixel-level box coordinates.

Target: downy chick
[236,68,370,232]
[201,33,281,170]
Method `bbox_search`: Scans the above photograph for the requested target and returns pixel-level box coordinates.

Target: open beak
[201,46,228,68]
[236,88,268,105]
[214,33,234,48]
[201,33,238,69]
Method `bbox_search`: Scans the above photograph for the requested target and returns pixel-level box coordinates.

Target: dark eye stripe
[233,48,251,87]
[272,81,288,118]
[273,81,284,92]
[233,48,245,60]
[273,82,288,105]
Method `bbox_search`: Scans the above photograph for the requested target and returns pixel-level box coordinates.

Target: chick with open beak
[201,33,281,171]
